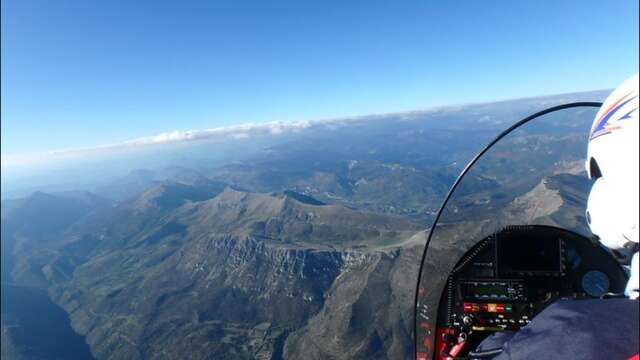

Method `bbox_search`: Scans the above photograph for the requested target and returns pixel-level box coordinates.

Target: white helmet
[585,73,639,298]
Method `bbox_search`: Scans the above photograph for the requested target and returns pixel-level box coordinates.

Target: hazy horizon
[1,88,608,201]
[1,88,609,174]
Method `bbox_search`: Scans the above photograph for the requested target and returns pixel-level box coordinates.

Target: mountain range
[1,91,604,359]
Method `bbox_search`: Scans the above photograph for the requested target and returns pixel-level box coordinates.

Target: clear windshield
[414,104,601,358]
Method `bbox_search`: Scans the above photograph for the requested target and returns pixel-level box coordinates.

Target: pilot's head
[585,73,639,299]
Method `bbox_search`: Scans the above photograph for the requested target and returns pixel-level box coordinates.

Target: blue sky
[1,0,639,158]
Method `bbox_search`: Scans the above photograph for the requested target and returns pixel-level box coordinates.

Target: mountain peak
[191,187,421,250]
[277,190,326,206]
[131,180,227,211]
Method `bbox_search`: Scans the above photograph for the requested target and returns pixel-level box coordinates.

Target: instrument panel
[435,226,628,357]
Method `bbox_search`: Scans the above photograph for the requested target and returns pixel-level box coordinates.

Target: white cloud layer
[1,90,608,171]
[53,118,343,155]
[1,114,374,170]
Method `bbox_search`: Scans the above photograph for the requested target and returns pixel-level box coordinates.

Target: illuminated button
[463,303,473,313]
[480,304,489,312]
[505,304,513,312]
[487,303,497,313]
[496,304,505,313]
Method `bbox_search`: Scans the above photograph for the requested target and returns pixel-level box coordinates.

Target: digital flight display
[497,233,563,276]
[473,284,508,296]
[462,282,510,299]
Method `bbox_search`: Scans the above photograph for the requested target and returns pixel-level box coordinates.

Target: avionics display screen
[497,234,562,275]
[472,284,507,296]
[463,283,509,298]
